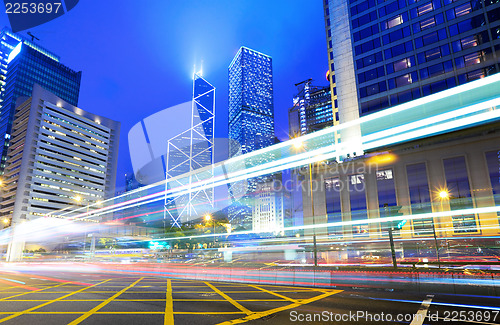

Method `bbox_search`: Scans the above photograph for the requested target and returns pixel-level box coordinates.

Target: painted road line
[67,277,144,325]
[165,279,174,325]
[215,289,343,325]
[410,295,434,325]
[91,311,245,315]
[0,282,67,301]
[0,286,19,292]
[9,273,92,286]
[247,284,298,303]
[0,278,112,323]
[205,282,252,315]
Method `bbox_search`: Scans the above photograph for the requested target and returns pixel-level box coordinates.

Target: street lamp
[431,188,449,269]
[293,139,318,267]
[205,214,215,247]
[74,196,90,254]
[438,189,451,265]
[439,191,449,199]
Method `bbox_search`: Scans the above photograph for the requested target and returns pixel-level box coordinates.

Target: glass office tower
[165,72,215,226]
[228,47,275,228]
[228,47,274,156]
[288,79,334,138]
[324,0,500,121]
[0,28,81,173]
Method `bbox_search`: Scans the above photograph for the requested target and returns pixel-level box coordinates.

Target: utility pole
[384,204,397,269]
[309,163,318,267]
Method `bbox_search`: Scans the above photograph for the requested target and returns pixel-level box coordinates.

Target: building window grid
[351,0,500,109]
[443,156,479,233]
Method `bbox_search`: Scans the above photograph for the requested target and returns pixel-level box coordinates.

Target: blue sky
[0,1,328,190]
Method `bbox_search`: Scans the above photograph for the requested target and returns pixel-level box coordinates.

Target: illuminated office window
[443,156,477,233]
[349,174,368,235]
[407,163,433,236]
[485,150,500,217]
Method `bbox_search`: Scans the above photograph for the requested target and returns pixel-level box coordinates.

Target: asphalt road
[0,269,498,324]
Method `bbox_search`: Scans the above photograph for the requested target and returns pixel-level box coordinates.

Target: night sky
[0,1,328,190]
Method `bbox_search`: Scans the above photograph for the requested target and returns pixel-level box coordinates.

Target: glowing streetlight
[74,195,82,203]
[432,187,450,269]
[292,140,303,150]
[204,214,215,246]
[439,191,449,199]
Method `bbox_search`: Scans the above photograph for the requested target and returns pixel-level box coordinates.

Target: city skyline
[0,1,328,190]
[0,2,499,322]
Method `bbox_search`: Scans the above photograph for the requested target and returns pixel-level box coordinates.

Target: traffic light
[386,205,406,229]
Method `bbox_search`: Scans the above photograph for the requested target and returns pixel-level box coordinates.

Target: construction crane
[27,32,39,42]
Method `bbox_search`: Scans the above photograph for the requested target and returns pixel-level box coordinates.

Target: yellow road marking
[0,311,247,315]
[172,312,246,315]
[173,299,288,302]
[96,311,245,315]
[0,289,316,294]
[247,285,297,303]
[1,298,290,302]
[204,282,252,315]
[26,311,85,315]
[0,286,18,292]
[6,299,105,302]
[0,282,67,301]
[67,277,144,325]
[215,290,343,325]
[164,279,174,325]
[0,279,112,323]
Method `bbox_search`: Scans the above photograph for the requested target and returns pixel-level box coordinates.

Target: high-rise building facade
[228,47,275,228]
[0,28,81,173]
[0,85,120,235]
[165,72,215,226]
[324,0,500,121]
[228,47,274,156]
[252,181,291,234]
[288,79,334,138]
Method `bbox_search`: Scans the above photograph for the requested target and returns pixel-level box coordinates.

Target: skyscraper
[228,47,275,228]
[324,0,500,123]
[228,47,274,156]
[0,28,81,173]
[2,85,120,261]
[288,79,334,138]
[165,72,215,226]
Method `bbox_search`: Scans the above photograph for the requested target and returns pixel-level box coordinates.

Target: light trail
[48,73,500,223]
[114,204,500,244]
